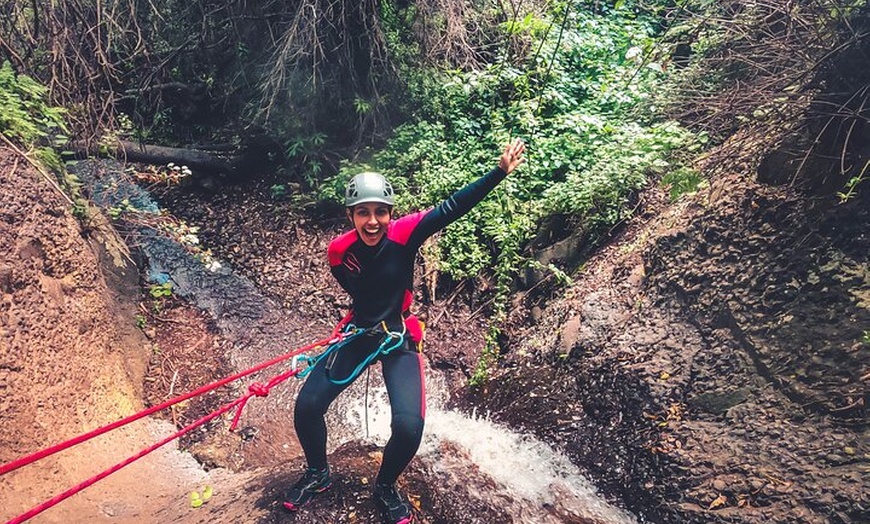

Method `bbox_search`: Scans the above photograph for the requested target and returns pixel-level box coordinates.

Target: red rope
[6,396,247,524]
[230,367,304,430]
[5,339,324,523]
[0,323,348,477]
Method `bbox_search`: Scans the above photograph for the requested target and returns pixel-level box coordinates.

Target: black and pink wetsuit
[293,166,507,486]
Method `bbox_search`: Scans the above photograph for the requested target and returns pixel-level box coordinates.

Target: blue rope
[293,324,406,385]
[326,330,405,386]
[294,326,365,379]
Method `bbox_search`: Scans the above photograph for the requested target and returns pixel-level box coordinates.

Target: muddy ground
[1,142,867,524]
[0,148,213,523]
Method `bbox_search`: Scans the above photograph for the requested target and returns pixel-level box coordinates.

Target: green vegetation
[837,160,868,204]
[0,61,87,215]
[5,0,864,384]
[0,60,68,174]
[149,282,174,299]
[109,199,138,220]
[0,61,67,144]
[317,2,706,381]
[329,4,704,273]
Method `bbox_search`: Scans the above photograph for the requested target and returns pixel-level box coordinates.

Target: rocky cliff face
[483,175,868,523]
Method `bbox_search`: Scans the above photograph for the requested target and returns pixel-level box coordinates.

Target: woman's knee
[295,390,328,420]
[391,413,424,442]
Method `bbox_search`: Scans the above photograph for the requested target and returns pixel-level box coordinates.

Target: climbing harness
[327,321,407,385]
[293,320,409,386]
[292,325,366,379]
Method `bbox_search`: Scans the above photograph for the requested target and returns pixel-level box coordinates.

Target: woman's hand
[498,138,526,174]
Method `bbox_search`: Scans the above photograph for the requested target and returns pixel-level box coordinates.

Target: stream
[73,159,640,524]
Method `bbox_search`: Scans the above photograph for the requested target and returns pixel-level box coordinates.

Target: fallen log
[116,140,238,176]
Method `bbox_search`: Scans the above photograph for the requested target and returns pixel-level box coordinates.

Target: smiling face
[347,202,392,246]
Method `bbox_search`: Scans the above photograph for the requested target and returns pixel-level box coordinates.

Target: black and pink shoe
[373,483,414,524]
[282,466,332,511]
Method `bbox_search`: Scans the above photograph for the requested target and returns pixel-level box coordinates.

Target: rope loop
[325,322,407,386]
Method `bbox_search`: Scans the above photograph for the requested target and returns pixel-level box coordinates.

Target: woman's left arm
[399,139,526,246]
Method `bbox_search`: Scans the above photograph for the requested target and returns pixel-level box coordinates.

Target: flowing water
[74,160,640,523]
[337,373,637,524]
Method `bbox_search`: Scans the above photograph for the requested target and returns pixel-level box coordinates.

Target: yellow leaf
[659,372,670,380]
[709,494,727,510]
[190,491,203,508]
[202,485,213,502]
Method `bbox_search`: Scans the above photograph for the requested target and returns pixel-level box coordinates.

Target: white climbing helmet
[345,171,395,207]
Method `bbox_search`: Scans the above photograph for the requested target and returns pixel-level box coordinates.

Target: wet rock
[824,453,846,465]
[688,388,750,415]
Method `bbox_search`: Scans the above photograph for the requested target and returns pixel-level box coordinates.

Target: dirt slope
[0,147,212,523]
[485,175,868,523]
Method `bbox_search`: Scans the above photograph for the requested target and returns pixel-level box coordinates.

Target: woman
[284,139,526,524]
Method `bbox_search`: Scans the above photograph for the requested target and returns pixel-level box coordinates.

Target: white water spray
[327,369,638,524]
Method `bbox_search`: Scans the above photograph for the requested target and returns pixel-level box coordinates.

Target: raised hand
[498,138,526,174]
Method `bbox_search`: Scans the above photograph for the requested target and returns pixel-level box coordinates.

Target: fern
[0,61,67,145]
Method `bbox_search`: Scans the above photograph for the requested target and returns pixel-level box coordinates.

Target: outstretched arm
[403,139,526,246]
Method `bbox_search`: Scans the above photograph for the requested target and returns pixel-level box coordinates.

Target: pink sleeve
[387,211,427,246]
[328,230,358,266]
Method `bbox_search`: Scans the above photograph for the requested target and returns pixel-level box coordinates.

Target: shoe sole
[282,482,333,512]
[377,508,414,524]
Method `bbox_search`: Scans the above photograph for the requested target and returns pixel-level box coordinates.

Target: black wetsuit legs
[377,348,425,485]
[293,334,426,483]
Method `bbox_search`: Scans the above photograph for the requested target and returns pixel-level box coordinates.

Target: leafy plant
[270,184,287,199]
[837,160,868,204]
[0,61,89,221]
[0,61,67,144]
[149,282,174,299]
[662,167,705,201]
[109,198,138,219]
[318,2,708,383]
[71,200,88,220]
[353,96,373,115]
[282,132,328,189]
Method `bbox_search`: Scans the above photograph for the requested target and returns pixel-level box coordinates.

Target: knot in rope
[248,383,269,397]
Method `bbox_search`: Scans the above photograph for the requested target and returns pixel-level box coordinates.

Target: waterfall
[329,370,638,524]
